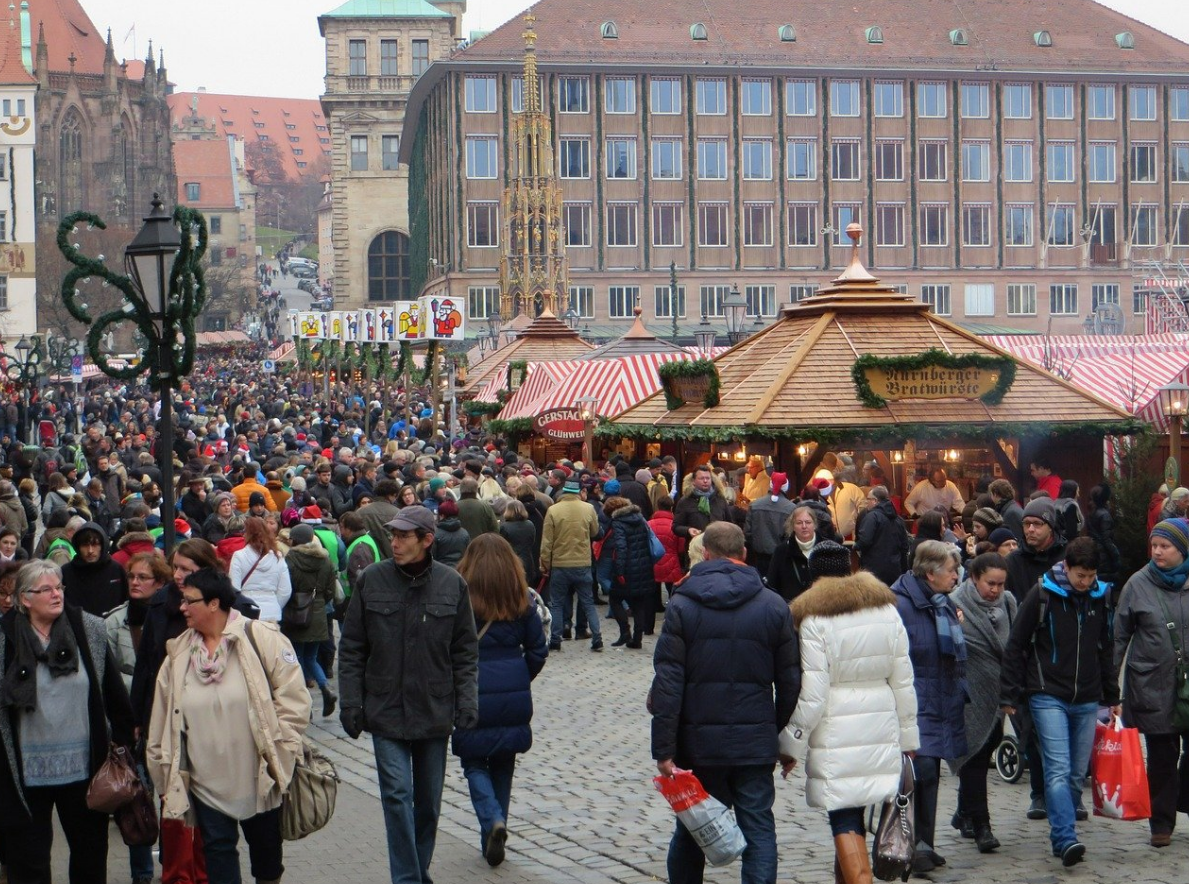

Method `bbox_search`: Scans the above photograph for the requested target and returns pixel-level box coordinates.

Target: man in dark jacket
[339,505,479,884]
[61,522,127,617]
[990,479,1026,543]
[615,462,653,518]
[1003,495,1069,822]
[672,465,731,542]
[1000,537,1119,868]
[743,471,795,577]
[651,521,800,884]
[329,463,355,518]
[854,485,911,585]
[457,478,498,539]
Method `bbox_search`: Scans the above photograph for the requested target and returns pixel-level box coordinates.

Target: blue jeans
[1029,693,1098,853]
[191,795,283,884]
[548,567,600,643]
[460,754,516,853]
[294,640,327,688]
[667,764,777,884]
[373,735,448,884]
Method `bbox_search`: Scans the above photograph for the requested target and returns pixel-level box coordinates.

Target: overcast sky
[81,0,1189,99]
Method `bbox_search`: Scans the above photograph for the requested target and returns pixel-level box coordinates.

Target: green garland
[393,342,408,381]
[506,360,528,390]
[598,418,1145,444]
[420,341,439,384]
[57,205,207,390]
[488,417,533,436]
[464,400,503,417]
[851,349,1017,409]
[657,359,721,411]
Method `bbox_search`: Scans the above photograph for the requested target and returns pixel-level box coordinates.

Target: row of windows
[921,282,1141,318]
[465,74,1189,122]
[466,283,782,320]
[491,136,1189,184]
[467,281,1145,323]
[350,134,401,171]
[465,200,1189,250]
[347,38,430,77]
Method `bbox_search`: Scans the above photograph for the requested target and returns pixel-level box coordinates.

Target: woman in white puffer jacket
[780,571,920,884]
[229,516,292,621]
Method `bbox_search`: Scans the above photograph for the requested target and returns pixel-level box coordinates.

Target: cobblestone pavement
[57,625,1183,883]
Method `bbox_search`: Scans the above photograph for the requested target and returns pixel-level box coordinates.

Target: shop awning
[270,341,296,362]
[196,331,251,346]
[984,334,1189,430]
[485,360,587,411]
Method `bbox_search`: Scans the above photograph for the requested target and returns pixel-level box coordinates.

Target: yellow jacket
[540,494,600,570]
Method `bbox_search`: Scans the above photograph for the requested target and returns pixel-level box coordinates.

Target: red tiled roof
[123,58,145,80]
[168,92,329,181]
[172,139,236,209]
[0,19,34,84]
[458,0,1189,72]
[28,0,108,75]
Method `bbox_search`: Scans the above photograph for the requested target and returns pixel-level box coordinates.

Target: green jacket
[282,543,336,643]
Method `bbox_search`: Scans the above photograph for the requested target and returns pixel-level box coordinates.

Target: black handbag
[871,755,915,882]
[282,587,315,630]
[1154,591,1189,730]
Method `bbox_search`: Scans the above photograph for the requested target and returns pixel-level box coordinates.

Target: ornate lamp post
[58,194,207,553]
[694,314,717,357]
[3,334,42,442]
[577,394,599,466]
[724,285,748,345]
[1160,382,1189,486]
[562,306,579,330]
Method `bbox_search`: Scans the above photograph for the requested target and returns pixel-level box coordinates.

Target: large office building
[400,0,1189,337]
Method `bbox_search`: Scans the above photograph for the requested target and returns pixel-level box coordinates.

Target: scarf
[795,535,816,557]
[188,609,240,685]
[1,613,80,712]
[966,583,1011,645]
[931,592,967,663]
[1148,559,1189,591]
[695,488,714,516]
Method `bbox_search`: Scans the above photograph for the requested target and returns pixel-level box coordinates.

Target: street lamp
[562,306,579,330]
[724,285,747,345]
[125,195,182,551]
[694,313,717,357]
[1160,382,1189,485]
[577,394,599,466]
[486,309,501,342]
[3,335,42,442]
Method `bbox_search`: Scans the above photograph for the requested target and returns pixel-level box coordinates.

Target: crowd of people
[0,370,1183,884]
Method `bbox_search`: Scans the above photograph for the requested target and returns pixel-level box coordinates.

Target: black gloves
[455,709,479,730]
[340,706,366,739]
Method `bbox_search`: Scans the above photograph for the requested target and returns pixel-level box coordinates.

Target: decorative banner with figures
[296,312,323,338]
[327,311,345,341]
[420,295,466,341]
[358,308,377,342]
[395,300,422,340]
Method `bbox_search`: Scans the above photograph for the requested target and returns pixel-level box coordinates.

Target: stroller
[995,711,1025,784]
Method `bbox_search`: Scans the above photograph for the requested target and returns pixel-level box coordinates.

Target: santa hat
[301,504,324,524]
[770,471,789,501]
[174,518,192,537]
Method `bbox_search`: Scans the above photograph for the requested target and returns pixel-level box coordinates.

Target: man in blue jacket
[651,521,800,884]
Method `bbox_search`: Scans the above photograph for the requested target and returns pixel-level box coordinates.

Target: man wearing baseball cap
[338,504,479,884]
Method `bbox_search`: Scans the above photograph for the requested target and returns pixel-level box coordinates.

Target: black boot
[612,630,630,647]
[974,823,1000,853]
[950,811,974,839]
[321,685,337,718]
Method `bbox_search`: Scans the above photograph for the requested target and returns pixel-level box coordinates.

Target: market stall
[609,225,1141,503]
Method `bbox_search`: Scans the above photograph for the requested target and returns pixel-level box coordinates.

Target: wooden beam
[745,312,834,426]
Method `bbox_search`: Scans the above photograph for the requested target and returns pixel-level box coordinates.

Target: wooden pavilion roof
[613,226,1133,438]
[462,310,594,394]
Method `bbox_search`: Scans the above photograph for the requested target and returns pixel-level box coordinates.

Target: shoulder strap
[242,620,275,700]
[1155,590,1183,664]
[242,552,266,585]
[477,619,492,642]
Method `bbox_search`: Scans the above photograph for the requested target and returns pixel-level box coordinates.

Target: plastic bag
[1091,719,1151,821]
[653,768,747,867]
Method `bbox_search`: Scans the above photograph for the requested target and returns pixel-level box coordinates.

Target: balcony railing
[327,74,417,95]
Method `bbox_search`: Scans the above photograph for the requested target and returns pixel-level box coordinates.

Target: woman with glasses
[147,567,310,884]
[0,559,134,882]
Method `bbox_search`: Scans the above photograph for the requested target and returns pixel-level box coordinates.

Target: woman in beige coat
[147,567,310,884]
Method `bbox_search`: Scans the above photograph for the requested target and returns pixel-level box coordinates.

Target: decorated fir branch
[57,206,208,389]
[505,360,529,390]
[850,349,1017,409]
[464,400,504,417]
[657,358,721,411]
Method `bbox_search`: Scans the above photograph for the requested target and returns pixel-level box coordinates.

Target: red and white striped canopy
[474,360,586,408]
[985,334,1189,430]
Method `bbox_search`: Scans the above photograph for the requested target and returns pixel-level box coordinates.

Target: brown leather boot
[834,832,873,884]
[834,854,844,884]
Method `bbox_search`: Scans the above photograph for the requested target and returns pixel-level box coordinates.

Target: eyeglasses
[179,595,208,607]
[25,583,64,596]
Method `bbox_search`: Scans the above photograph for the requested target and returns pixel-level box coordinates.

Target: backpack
[282,586,315,630]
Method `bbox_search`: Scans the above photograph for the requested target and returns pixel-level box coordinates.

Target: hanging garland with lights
[296,338,315,371]
[420,341,439,384]
[57,204,208,388]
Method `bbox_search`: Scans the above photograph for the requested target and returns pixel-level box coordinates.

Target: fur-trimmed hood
[791,571,896,622]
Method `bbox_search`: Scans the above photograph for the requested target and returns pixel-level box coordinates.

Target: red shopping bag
[1091,719,1151,821]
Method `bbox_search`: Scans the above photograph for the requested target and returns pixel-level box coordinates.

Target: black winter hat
[808,540,852,583]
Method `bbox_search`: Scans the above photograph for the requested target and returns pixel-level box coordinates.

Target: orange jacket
[232,478,278,513]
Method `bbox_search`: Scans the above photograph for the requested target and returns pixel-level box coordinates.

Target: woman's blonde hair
[457,534,530,623]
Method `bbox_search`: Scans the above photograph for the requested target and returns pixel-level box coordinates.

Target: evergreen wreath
[851,350,1017,409]
[657,359,721,411]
